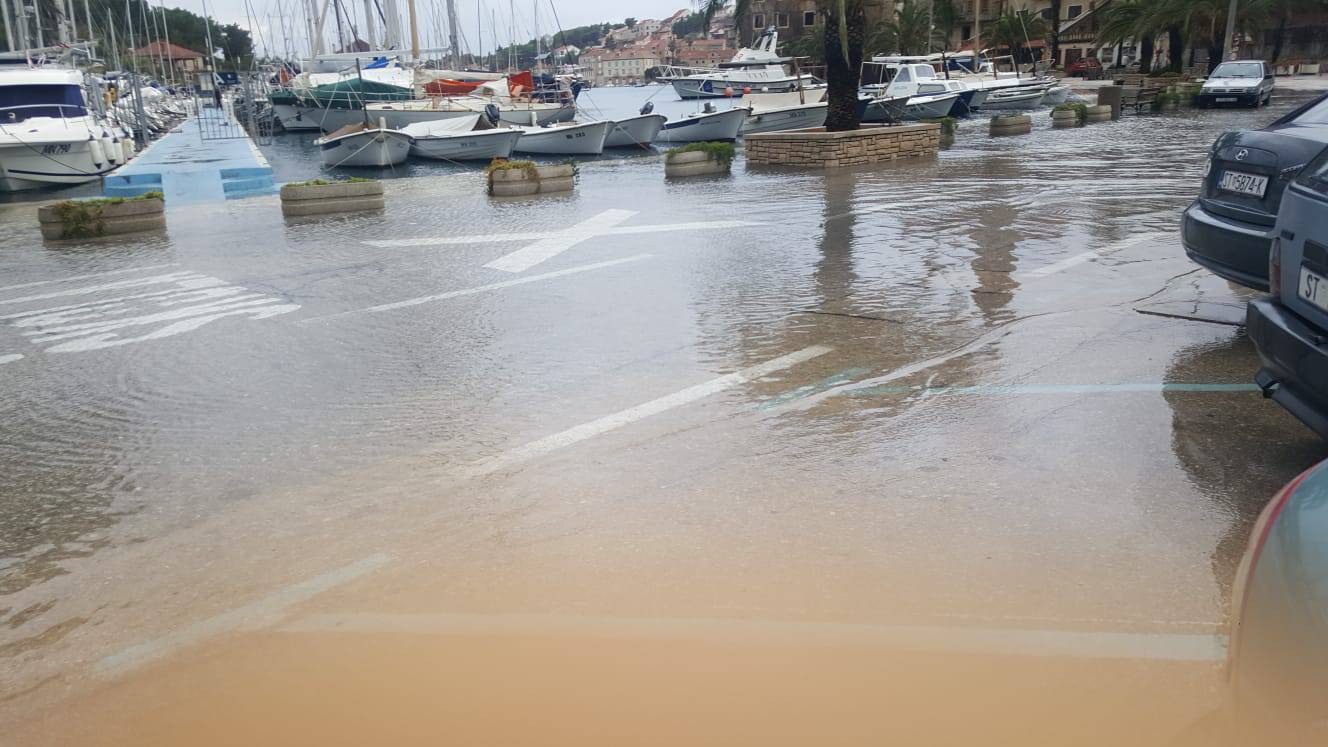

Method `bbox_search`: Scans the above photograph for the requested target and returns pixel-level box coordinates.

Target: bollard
[1097,85,1124,120]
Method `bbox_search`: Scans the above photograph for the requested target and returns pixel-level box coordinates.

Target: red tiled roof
[132,41,205,59]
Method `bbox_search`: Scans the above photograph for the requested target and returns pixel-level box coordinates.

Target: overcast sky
[193,0,695,57]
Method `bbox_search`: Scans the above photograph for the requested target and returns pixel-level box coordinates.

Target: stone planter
[989,114,1032,136]
[664,150,731,178]
[38,196,165,240]
[488,164,575,197]
[1084,105,1113,123]
[1298,62,1321,75]
[1276,63,1296,76]
[744,123,940,168]
[280,180,384,217]
[1050,109,1080,128]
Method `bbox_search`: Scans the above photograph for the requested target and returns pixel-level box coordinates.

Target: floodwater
[1,88,1326,744]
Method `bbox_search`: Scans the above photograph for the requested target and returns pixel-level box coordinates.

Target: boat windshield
[0,84,86,122]
[1211,62,1264,78]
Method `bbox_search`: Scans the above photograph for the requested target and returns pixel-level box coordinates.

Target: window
[753,13,765,29]
[1067,5,1082,18]
[777,12,789,28]
[804,11,816,26]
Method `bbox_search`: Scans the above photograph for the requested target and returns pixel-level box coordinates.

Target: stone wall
[744,123,941,168]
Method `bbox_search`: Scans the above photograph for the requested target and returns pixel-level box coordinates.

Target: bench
[1120,85,1164,113]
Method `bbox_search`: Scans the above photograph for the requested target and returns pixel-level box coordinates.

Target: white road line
[1023,232,1171,278]
[367,232,551,248]
[0,353,23,365]
[465,345,833,478]
[97,554,392,675]
[484,209,638,273]
[0,271,202,306]
[28,296,282,343]
[299,255,651,323]
[281,612,1227,663]
[0,263,179,294]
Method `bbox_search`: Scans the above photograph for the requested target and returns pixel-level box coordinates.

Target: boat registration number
[1299,266,1328,313]
[1218,169,1268,197]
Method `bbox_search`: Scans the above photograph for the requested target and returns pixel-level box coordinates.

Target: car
[1224,459,1328,744]
[1065,57,1102,79]
[1199,60,1275,108]
[1248,143,1328,437]
[1182,92,1328,291]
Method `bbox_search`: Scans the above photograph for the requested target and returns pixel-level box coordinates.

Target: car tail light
[1269,235,1282,296]
[1227,463,1318,679]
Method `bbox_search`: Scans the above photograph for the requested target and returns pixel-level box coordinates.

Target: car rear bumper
[1198,91,1261,107]
[1248,298,1328,438]
[1182,200,1272,290]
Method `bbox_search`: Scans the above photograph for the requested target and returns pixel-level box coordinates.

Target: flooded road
[2,91,1326,743]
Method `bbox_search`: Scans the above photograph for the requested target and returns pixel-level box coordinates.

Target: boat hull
[977,88,1046,110]
[603,114,666,148]
[741,102,828,134]
[671,74,818,99]
[656,108,749,143]
[273,103,325,131]
[0,138,118,192]
[513,120,610,155]
[409,129,522,160]
[318,130,412,168]
[362,102,576,131]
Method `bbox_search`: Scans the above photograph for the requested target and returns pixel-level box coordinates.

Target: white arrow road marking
[0,353,23,365]
[1021,232,1171,279]
[0,263,179,295]
[363,209,760,273]
[463,345,833,478]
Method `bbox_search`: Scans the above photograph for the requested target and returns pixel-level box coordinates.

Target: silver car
[1199,61,1275,108]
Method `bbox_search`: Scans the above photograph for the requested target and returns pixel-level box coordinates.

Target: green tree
[1095,0,1156,73]
[866,0,932,56]
[697,0,753,45]
[984,8,1050,65]
[932,0,961,50]
[625,17,637,28]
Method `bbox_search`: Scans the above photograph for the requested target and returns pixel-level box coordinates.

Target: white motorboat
[979,87,1046,110]
[860,61,961,121]
[1042,85,1070,105]
[512,119,611,155]
[316,118,412,167]
[742,100,828,134]
[603,111,667,148]
[656,105,749,143]
[401,113,522,161]
[0,68,122,191]
[658,27,820,99]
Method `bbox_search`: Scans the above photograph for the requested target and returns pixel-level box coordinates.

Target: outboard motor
[483,104,501,127]
[639,101,654,116]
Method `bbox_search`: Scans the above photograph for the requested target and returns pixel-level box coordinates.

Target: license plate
[1217,97,1237,102]
[1299,267,1328,312]
[1218,169,1268,197]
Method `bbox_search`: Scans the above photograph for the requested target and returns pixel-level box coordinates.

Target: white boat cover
[399,114,486,138]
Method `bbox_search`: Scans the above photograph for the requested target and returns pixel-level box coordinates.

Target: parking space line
[0,271,201,306]
[97,554,392,676]
[1022,232,1171,278]
[0,264,179,294]
[846,382,1261,397]
[298,255,652,324]
[281,612,1227,663]
[0,353,23,365]
[463,345,833,478]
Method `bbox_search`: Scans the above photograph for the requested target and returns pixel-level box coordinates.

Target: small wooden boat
[315,118,412,168]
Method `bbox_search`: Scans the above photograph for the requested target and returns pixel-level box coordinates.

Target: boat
[315,118,412,167]
[656,105,749,143]
[742,100,828,134]
[603,105,667,148]
[860,61,960,120]
[271,66,417,132]
[657,27,820,99]
[1042,85,1070,105]
[512,119,611,155]
[0,68,123,192]
[979,86,1046,109]
[917,78,988,116]
[401,112,523,161]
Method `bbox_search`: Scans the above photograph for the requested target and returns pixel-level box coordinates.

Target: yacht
[658,27,820,99]
[860,61,960,120]
[0,68,123,192]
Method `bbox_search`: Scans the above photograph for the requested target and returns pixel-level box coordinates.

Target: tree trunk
[1049,0,1062,66]
[1167,25,1183,73]
[1139,34,1154,74]
[824,0,865,132]
[1270,11,1288,63]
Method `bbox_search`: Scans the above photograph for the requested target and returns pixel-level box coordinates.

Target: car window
[1295,145,1328,195]
[1211,62,1264,78]
[1285,95,1328,125]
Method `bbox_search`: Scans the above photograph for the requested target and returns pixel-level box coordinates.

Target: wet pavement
[2,91,1327,744]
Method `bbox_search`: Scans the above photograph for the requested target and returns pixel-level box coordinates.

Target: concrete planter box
[488,164,575,197]
[1276,63,1296,76]
[665,150,732,178]
[281,180,385,217]
[1084,105,1113,123]
[1298,62,1321,75]
[989,114,1032,136]
[744,123,940,168]
[38,196,165,240]
[1050,109,1080,128]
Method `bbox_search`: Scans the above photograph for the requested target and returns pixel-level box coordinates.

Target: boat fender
[723,86,734,97]
[639,101,654,115]
[104,133,121,164]
[483,104,501,127]
[87,135,106,168]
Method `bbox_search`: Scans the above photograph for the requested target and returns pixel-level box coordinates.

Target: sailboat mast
[444,0,458,69]
[0,0,14,52]
[407,0,419,60]
[362,0,376,47]
[476,0,480,68]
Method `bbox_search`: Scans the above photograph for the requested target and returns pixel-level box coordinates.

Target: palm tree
[823,0,866,132]
[876,0,933,56]
[932,0,961,50]
[697,0,753,46]
[1095,0,1156,73]
[984,9,1050,66]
